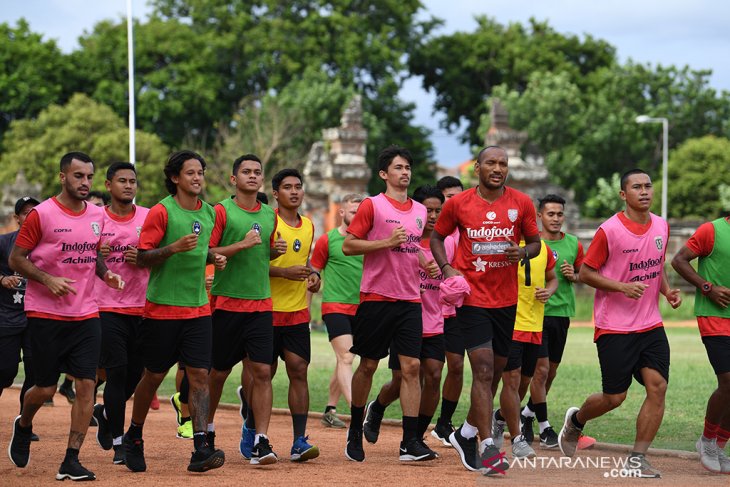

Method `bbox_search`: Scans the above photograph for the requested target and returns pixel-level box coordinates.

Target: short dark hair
[164,150,206,195]
[271,168,303,191]
[377,145,414,172]
[538,194,566,211]
[232,154,262,175]
[476,145,506,164]
[60,151,93,172]
[413,185,445,204]
[620,168,650,191]
[106,162,137,181]
[256,192,268,205]
[87,190,110,205]
[436,176,463,192]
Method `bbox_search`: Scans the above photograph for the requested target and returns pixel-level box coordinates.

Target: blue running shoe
[239,424,256,459]
[291,435,320,462]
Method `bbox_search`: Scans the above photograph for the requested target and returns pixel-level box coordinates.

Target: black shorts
[99,312,144,369]
[351,301,422,361]
[505,340,546,375]
[273,323,311,363]
[212,310,273,368]
[323,313,353,341]
[702,336,730,375]
[543,316,570,363]
[28,317,101,386]
[141,316,212,373]
[0,327,31,371]
[388,334,446,370]
[457,305,516,357]
[596,326,670,394]
[443,316,465,356]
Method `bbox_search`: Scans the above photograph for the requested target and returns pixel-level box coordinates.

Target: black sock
[104,366,127,438]
[325,405,336,413]
[533,402,548,423]
[438,399,458,424]
[571,411,584,430]
[127,421,143,439]
[179,372,189,404]
[193,431,206,450]
[371,397,387,415]
[292,413,307,439]
[526,397,534,411]
[495,409,505,422]
[64,448,79,461]
[181,416,191,424]
[241,396,249,420]
[62,377,73,388]
[245,408,255,429]
[350,405,365,431]
[402,416,418,442]
[417,414,433,439]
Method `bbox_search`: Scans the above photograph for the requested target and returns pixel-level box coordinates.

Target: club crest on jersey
[192,221,201,235]
[416,217,423,230]
[91,222,101,236]
[293,239,302,252]
[252,223,261,234]
[508,209,518,222]
[136,226,142,237]
[654,236,663,251]
[552,250,558,260]
[487,211,497,221]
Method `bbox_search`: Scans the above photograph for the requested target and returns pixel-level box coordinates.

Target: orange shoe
[150,393,160,411]
[577,434,596,450]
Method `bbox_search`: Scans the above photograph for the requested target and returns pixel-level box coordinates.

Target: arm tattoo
[95,251,109,279]
[136,246,174,268]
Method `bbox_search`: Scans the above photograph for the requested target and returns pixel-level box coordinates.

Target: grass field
[145,325,711,452]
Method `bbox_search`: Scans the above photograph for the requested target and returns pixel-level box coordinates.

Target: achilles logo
[61,242,98,254]
[466,226,515,241]
[62,256,97,264]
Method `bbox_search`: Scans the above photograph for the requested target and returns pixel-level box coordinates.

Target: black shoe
[345,428,365,462]
[187,445,225,472]
[363,401,383,444]
[430,420,454,446]
[480,443,510,476]
[206,431,216,451]
[113,444,125,465]
[399,438,437,461]
[30,433,40,442]
[521,414,535,444]
[449,426,478,471]
[55,456,96,481]
[59,382,76,404]
[123,434,146,472]
[8,415,32,468]
[420,438,439,458]
[93,404,113,450]
[250,436,277,465]
[539,426,559,448]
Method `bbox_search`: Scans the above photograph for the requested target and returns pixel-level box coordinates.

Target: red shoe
[577,434,596,450]
[150,393,160,411]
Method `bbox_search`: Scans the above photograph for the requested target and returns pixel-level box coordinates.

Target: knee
[447,355,464,376]
[604,392,627,409]
[185,368,209,388]
[425,369,442,389]
[646,379,667,399]
[338,351,355,367]
[716,373,730,394]
[399,357,421,378]
[470,358,494,383]
[356,359,378,377]
[286,362,309,382]
[251,364,272,383]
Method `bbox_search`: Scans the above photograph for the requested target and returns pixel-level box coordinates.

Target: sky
[3,0,729,167]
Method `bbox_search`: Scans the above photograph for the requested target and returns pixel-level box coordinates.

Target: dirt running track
[0,388,726,486]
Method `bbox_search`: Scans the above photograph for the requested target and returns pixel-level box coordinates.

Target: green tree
[0,20,73,140]
[664,135,730,219]
[0,94,170,206]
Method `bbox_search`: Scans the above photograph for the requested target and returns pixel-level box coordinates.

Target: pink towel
[439,275,471,308]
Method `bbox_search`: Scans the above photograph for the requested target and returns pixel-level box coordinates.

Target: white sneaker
[511,435,536,459]
[491,411,505,449]
[696,436,722,473]
[718,448,730,474]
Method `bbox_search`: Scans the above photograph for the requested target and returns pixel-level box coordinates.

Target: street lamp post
[635,115,669,220]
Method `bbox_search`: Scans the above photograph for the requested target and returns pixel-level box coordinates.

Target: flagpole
[126,0,136,166]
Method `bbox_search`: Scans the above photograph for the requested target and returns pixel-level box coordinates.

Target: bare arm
[136,233,198,268]
[431,230,460,279]
[535,267,559,303]
[210,229,262,258]
[10,245,78,296]
[341,227,405,256]
[579,264,648,299]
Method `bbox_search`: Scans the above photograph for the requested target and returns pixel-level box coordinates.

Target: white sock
[112,436,123,446]
[539,421,551,434]
[207,423,215,432]
[522,405,535,418]
[254,433,267,446]
[461,420,478,439]
[479,437,494,453]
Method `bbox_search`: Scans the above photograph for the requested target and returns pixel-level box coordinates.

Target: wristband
[309,271,321,279]
[439,262,451,271]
